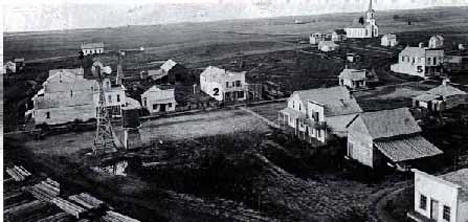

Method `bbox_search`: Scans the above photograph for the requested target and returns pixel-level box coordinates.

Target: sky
[2,0,468,32]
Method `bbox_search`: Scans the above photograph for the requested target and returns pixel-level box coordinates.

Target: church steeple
[366,0,375,22]
[368,0,373,13]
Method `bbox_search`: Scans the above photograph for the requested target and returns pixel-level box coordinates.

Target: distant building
[200,66,246,103]
[141,85,176,113]
[381,34,398,47]
[332,29,347,42]
[3,61,16,74]
[338,68,368,89]
[30,68,136,125]
[428,35,444,49]
[160,59,187,83]
[346,108,443,170]
[344,0,378,39]
[318,41,339,52]
[81,42,104,56]
[444,55,468,72]
[413,81,468,112]
[346,52,359,63]
[309,32,324,45]
[14,58,25,72]
[408,168,468,222]
[279,86,362,143]
[390,45,445,78]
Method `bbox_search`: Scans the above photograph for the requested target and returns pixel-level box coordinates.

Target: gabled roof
[439,168,468,202]
[14,58,25,62]
[160,59,178,72]
[293,86,362,116]
[148,69,167,81]
[414,83,466,101]
[353,108,421,139]
[400,46,426,57]
[200,66,245,83]
[339,69,367,81]
[382,34,397,40]
[81,42,104,49]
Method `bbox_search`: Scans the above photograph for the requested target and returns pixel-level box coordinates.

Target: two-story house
[346,108,443,170]
[390,45,445,78]
[408,169,468,222]
[279,86,362,143]
[200,66,246,103]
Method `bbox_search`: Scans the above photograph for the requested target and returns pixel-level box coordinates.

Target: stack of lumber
[101,211,140,222]
[51,197,86,219]
[37,212,71,222]
[28,178,61,201]
[68,193,104,210]
[4,200,46,216]
[5,165,31,181]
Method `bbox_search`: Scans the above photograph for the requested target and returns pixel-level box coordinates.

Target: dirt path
[368,181,412,222]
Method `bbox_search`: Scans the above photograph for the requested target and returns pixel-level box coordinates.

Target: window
[412,57,415,64]
[117,95,120,103]
[443,205,450,221]
[299,104,301,111]
[46,112,50,119]
[70,90,73,97]
[419,194,427,210]
[226,82,229,88]
[312,112,319,122]
[235,80,241,87]
[317,129,322,137]
[428,57,432,64]
[348,142,354,157]
[238,91,244,98]
[143,97,147,107]
[433,57,437,65]
[108,95,112,103]
[153,104,158,110]
[168,103,172,108]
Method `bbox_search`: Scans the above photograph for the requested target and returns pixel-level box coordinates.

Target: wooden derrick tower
[92,62,117,154]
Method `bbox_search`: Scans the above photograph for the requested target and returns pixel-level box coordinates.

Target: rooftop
[357,108,421,139]
[339,69,367,81]
[160,59,178,72]
[439,168,468,202]
[294,86,362,116]
[200,66,246,83]
[414,83,466,101]
[81,42,104,49]
[375,135,443,162]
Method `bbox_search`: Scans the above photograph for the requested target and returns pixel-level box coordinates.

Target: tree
[358,16,365,25]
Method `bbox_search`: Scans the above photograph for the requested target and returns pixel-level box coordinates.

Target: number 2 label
[213,88,219,96]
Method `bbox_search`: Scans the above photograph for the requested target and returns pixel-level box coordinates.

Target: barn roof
[334,29,346,35]
[160,59,178,72]
[439,168,468,202]
[375,135,443,162]
[294,86,362,117]
[148,69,167,81]
[81,42,104,49]
[357,108,421,139]
[382,34,397,40]
[414,83,466,101]
[338,69,367,81]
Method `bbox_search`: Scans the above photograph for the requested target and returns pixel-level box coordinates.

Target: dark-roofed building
[408,168,468,222]
[390,45,444,78]
[413,81,468,112]
[279,86,362,143]
[332,29,347,42]
[346,108,443,170]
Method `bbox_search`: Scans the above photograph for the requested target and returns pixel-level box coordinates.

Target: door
[160,104,166,112]
[431,199,439,220]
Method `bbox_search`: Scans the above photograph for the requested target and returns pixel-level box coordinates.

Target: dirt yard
[139,108,271,142]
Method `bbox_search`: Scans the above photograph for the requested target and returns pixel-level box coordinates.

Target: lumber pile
[51,197,86,219]
[6,165,31,181]
[101,210,140,222]
[68,193,104,210]
[4,199,46,216]
[28,178,61,201]
[37,212,71,222]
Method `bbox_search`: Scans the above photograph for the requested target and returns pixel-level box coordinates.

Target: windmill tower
[92,61,117,154]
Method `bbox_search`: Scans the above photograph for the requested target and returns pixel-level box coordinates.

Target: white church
[344,0,379,39]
